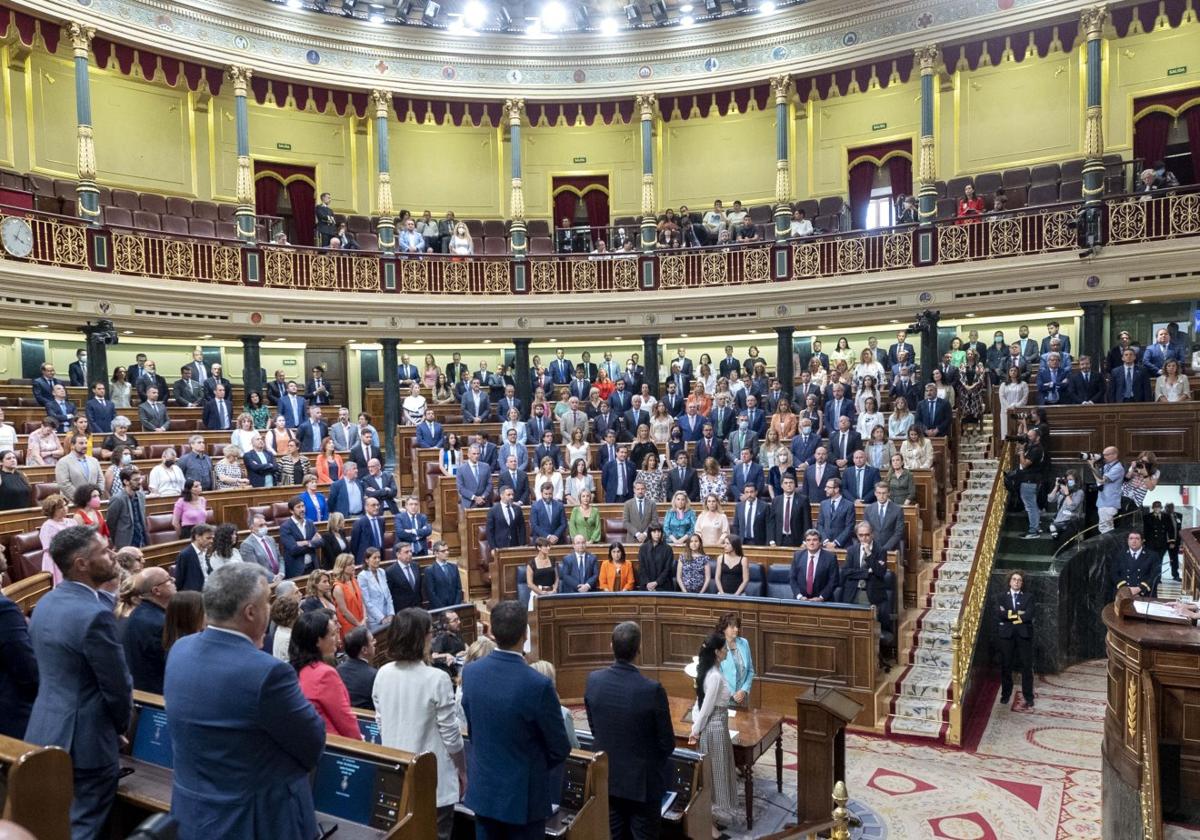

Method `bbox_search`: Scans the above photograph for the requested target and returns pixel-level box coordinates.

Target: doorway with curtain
[846,140,914,231]
[1133,87,1200,187]
[253,161,317,246]
[551,176,611,246]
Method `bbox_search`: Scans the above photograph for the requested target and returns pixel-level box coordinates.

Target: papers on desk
[728,710,737,717]
[1133,600,1189,620]
[728,730,739,740]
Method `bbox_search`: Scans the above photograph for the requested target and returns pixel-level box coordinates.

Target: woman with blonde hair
[568,488,602,542]
[230,413,258,454]
[663,490,697,545]
[694,493,730,547]
[423,353,440,388]
[900,426,934,470]
[301,569,337,614]
[535,455,564,500]
[448,221,474,256]
[769,397,798,441]
[649,401,675,445]
[330,553,366,638]
[215,445,250,490]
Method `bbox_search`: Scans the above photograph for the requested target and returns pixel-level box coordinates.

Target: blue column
[771,75,793,240]
[229,67,256,243]
[915,46,939,226]
[69,24,99,223]
[507,99,528,259]
[1081,7,1108,206]
[373,91,396,254]
[638,94,657,251]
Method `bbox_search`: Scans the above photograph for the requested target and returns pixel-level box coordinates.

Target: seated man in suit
[414,408,444,449]
[915,382,952,437]
[529,482,568,545]
[1064,355,1104,405]
[278,498,323,578]
[789,529,838,601]
[602,446,637,504]
[497,453,531,505]
[839,522,893,635]
[729,447,765,500]
[32,362,65,409]
[139,385,170,432]
[622,481,660,544]
[560,534,599,593]
[360,458,399,515]
[85,381,116,435]
[841,449,881,504]
[863,482,904,554]
[816,478,856,550]
[201,383,234,431]
[790,418,821,466]
[385,544,425,610]
[486,486,527,550]
[767,473,810,548]
[804,447,838,500]
[731,483,770,545]
[351,497,388,563]
[423,541,464,608]
[394,495,432,557]
[1108,347,1152,403]
[826,414,863,471]
[665,448,701,502]
[173,365,204,407]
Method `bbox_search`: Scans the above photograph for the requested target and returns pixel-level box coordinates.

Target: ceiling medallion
[306,49,321,65]
[234,34,250,49]
[506,69,523,84]
[638,66,652,79]
[703,57,720,72]
[442,66,457,80]
[376,60,389,73]
[573,69,587,83]
[842,31,859,46]
[771,46,788,61]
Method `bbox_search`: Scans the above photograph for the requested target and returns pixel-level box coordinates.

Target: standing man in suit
[560,534,599,592]
[568,369,592,402]
[789,529,838,601]
[174,365,204,407]
[279,382,308,428]
[718,346,742,378]
[139,385,170,432]
[817,479,856,550]
[315,191,337,245]
[46,383,77,432]
[186,348,208,384]
[530,483,568,544]
[1039,321,1071,356]
[385,544,424,610]
[56,433,102,500]
[202,384,234,431]
[602,446,636,504]
[173,525,215,592]
[864,482,904,554]
[414,408,443,449]
[994,570,1035,708]
[423,541,464,608]
[804,447,838,500]
[839,523,893,636]
[166,562,326,840]
[266,370,289,407]
[331,407,361,451]
[790,419,821,465]
[526,405,550,446]
[498,385,526,423]
[1108,347,1152,403]
[106,467,148,550]
[351,497,388,563]
[240,514,284,581]
[68,348,88,386]
[201,364,231,401]
[660,382,685,417]
[396,356,420,389]
[767,473,809,547]
[462,600,572,839]
[823,385,856,436]
[297,406,328,453]
[32,362,65,409]
[0,542,38,739]
[887,331,916,368]
[1064,355,1104,405]
[85,381,115,434]
[694,424,727,468]
[560,396,591,443]
[842,450,881,504]
[1035,352,1066,406]
[826,416,863,472]
[26,526,132,839]
[121,565,175,693]
[726,416,759,463]
[622,482,659,544]
[445,352,469,386]
[349,429,382,473]
[665,449,700,502]
[578,352,599,383]
[585,621,676,840]
[729,448,765,500]
[394,495,432,557]
[916,383,952,437]
[278,497,322,578]
[243,434,278,489]
[361,458,399,514]
[549,349,574,385]
[462,379,491,424]
[732,483,770,545]
[1016,325,1040,365]
[486,487,527,549]
[608,378,633,415]
[498,453,531,505]
[456,444,494,510]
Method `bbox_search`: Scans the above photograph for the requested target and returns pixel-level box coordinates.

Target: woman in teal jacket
[716,611,754,706]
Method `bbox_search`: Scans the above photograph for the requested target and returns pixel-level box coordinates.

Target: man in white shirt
[0,407,16,450]
[789,208,813,237]
[702,199,726,244]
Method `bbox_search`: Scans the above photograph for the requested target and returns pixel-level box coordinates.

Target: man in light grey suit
[55,433,103,500]
[138,385,170,432]
[329,407,359,452]
[455,444,493,509]
[863,481,904,554]
[240,513,284,582]
[26,525,132,839]
[105,467,148,549]
[621,481,660,544]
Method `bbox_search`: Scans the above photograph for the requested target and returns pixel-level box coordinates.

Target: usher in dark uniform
[994,587,1035,707]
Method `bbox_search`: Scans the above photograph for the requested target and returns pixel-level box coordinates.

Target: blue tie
[371,518,381,546]
[1125,368,1133,399]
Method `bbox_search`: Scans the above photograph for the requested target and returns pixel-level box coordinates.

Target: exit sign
[276,142,293,151]
[1168,66,1187,76]
[872,122,888,131]
[572,156,587,164]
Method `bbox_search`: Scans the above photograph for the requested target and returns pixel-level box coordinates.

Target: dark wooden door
[304,348,347,407]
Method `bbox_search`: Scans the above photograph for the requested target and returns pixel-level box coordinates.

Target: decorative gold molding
[235,154,253,207]
[371,89,390,119]
[68,22,94,59]
[915,44,940,75]
[1081,4,1108,40]
[376,171,394,218]
[636,93,657,122]
[505,98,524,127]
[770,74,793,105]
[640,172,656,219]
[227,65,252,98]
[76,124,97,182]
[1084,104,1104,160]
[775,159,790,205]
[510,176,525,222]
[918,134,936,187]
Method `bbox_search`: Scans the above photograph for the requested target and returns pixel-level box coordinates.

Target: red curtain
[1186,105,1200,186]
[286,179,316,246]
[582,189,610,237]
[1133,112,1172,170]
[848,161,877,231]
[255,176,282,218]
[553,191,579,229]
[887,155,913,203]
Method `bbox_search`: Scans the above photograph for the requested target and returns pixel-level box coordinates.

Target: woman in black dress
[637,523,675,592]
[715,535,749,596]
[0,451,31,511]
[526,538,560,607]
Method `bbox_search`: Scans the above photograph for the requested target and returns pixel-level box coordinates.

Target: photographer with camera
[1090,447,1125,535]
[1120,450,1159,509]
[1046,469,1085,544]
[1013,427,1047,539]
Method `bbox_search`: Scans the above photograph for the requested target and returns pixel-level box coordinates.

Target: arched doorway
[254,161,317,245]
[551,175,610,250]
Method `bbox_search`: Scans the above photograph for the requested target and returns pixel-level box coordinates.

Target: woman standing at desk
[689,632,737,832]
[717,611,755,708]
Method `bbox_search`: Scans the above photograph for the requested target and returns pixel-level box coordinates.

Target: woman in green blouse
[245,390,270,429]
[568,488,602,543]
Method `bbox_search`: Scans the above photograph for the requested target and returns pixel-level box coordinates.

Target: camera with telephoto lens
[1079,451,1104,465]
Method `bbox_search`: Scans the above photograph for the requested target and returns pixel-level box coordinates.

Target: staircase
[887,429,997,741]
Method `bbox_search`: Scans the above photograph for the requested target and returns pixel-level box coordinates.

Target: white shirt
[0,423,16,449]
[148,463,186,496]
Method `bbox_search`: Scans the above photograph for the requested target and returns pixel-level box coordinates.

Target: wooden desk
[1001,402,1200,464]
[666,697,782,831]
[0,733,73,840]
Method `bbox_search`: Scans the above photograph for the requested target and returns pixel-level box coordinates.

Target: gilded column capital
[635,93,657,121]
[227,66,252,97]
[505,98,524,127]
[770,75,793,104]
[1081,4,1108,40]
[69,23,95,59]
[915,45,940,75]
[371,89,391,119]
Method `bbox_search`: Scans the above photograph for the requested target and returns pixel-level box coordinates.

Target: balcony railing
[3,188,1198,294]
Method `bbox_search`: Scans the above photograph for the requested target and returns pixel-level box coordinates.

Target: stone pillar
[506,99,528,259]
[513,338,532,413]
[642,335,660,397]
[915,45,940,226]
[380,338,399,470]
[241,335,263,400]
[1079,301,1107,370]
[1081,5,1108,206]
[771,75,793,240]
[79,322,110,391]
[775,326,795,394]
[637,93,658,252]
[372,90,396,254]
[69,24,99,223]
[229,66,256,243]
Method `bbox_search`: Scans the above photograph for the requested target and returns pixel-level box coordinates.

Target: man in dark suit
[890,368,922,414]
[1110,531,1157,600]
[725,418,759,463]
[841,450,881,503]
[1016,325,1040,364]
[201,384,234,431]
[1108,347,1152,403]
[349,429,383,473]
[385,544,424,610]
[530,483,568,544]
[863,482,904,554]
[68,348,88,386]
[394,495,432,557]
[244,436,279,490]
[826,415,863,470]
[496,453,530,505]
[462,379,491,424]
[165,562,325,840]
[173,525,215,592]
[486,487,527,550]
[767,474,809,547]
[548,349,574,385]
[1039,321,1071,356]
[0,543,38,739]
[994,571,1035,707]
[816,478,856,550]
[585,621,676,840]
[350,497,388,563]
[729,448,765,500]
[278,382,308,428]
[173,365,205,407]
[602,446,637,504]
[732,483,770,546]
[578,352,599,383]
[337,627,378,710]
[423,541,464,608]
[560,534,600,593]
[85,381,116,434]
[692,425,726,469]
[823,384,856,434]
[26,526,132,838]
[743,395,767,439]
[707,397,736,442]
[297,407,329,453]
[887,331,916,368]
[410,411,441,451]
[32,362,65,409]
[1035,352,1067,406]
[121,565,175,693]
[915,383,953,437]
[265,370,290,407]
[445,352,468,385]
[302,366,331,406]
[790,419,821,465]
[665,449,700,502]
[201,364,232,401]
[462,600,572,838]
[497,384,525,423]
[789,529,838,601]
[937,353,960,386]
[718,346,742,378]
[806,341,830,372]
[45,383,77,432]
[622,400,651,441]
[839,523,893,635]
[804,448,838,500]
[666,363,692,399]
[608,378,633,415]
[660,382,685,417]
[278,498,323,578]
[1064,355,1104,405]
[361,458,399,514]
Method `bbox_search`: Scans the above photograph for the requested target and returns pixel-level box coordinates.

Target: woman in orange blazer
[315,437,345,484]
[598,542,636,592]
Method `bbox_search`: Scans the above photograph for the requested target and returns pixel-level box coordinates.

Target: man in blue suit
[804,448,838,501]
[602,446,637,504]
[462,380,492,424]
[790,419,821,465]
[732,483,770,545]
[1141,327,1184,377]
[530,483,568,544]
[298,406,329,452]
[327,461,364,516]
[549,350,574,385]
[351,497,388,563]
[560,534,599,592]
[165,562,326,840]
[1109,347,1152,402]
[0,543,38,739]
[608,378,632,414]
[394,495,432,556]
[729,448,765,499]
[278,497,323,578]
[486,487,527,549]
[743,395,767,439]
[915,383,952,437]
[1039,321,1071,356]
[789,529,839,601]
[32,362,64,409]
[585,621,675,839]
[278,381,307,428]
[462,600,572,839]
[201,384,234,431]
[816,479,856,549]
[841,450,881,503]
[499,430,529,471]
[415,408,444,448]
[823,384,856,434]
[456,444,494,509]
[423,541,464,608]
[26,526,132,839]
[1035,352,1067,405]
[498,454,531,505]
[85,381,116,434]
[497,385,525,423]
[887,331,916,368]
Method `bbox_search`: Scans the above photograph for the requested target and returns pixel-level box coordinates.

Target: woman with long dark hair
[688,632,736,829]
[162,591,206,653]
[289,609,362,739]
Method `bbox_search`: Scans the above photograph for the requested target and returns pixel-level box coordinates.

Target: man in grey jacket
[106,467,148,549]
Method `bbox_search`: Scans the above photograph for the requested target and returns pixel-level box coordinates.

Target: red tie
[806,554,816,594]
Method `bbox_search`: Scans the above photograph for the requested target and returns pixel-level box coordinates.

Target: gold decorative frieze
[1081,4,1108,40]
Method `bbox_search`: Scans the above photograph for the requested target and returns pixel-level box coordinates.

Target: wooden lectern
[795,685,863,829]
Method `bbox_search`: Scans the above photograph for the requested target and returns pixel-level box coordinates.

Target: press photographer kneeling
[1046,470,1085,544]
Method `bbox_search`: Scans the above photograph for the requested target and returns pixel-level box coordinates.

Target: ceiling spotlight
[463,0,487,27]
[731,0,747,10]
[497,4,513,28]
[447,15,465,29]
[542,1,568,29]
[395,0,414,19]
[759,0,775,12]
[573,2,590,29]
[526,17,543,34]
[649,0,668,22]
[313,0,327,10]
[678,2,693,10]
[341,0,358,17]
[624,2,641,23]
[680,12,694,25]
[598,15,618,33]
[704,0,720,13]
[423,0,441,21]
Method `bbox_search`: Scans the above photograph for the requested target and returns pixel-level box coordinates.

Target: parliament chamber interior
[1,0,1200,837]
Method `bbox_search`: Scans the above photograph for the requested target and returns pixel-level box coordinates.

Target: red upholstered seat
[139,193,167,215]
[188,218,216,238]
[161,215,189,235]
[974,172,1003,195]
[603,517,627,543]
[1057,181,1082,202]
[21,421,40,434]
[145,514,177,545]
[527,219,550,237]
[111,189,140,210]
[356,232,378,251]
[483,220,506,238]
[1030,164,1061,186]
[464,219,484,237]
[484,236,507,255]
[104,206,134,228]
[271,501,292,522]
[1003,168,1032,190]
[166,196,194,217]
[192,201,219,220]
[246,505,272,528]
[817,196,843,216]
[215,221,238,240]
[133,211,161,231]
[7,532,43,582]
[529,236,552,255]
[217,203,238,222]
[33,483,59,502]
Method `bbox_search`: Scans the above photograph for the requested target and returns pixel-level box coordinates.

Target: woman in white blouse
[638,384,658,414]
[688,633,737,829]
[900,426,934,470]
[373,609,466,840]
[564,427,589,467]
[854,376,880,416]
[501,409,527,445]
[147,447,185,496]
[1155,359,1191,403]
[856,396,885,440]
[533,457,564,500]
[853,348,884,389]
[695,363,717,396]
[447,221,474,256]
[997,366,1030,439]
[230,413,259,454]
[888,397,915,439]
[402,383,427,426]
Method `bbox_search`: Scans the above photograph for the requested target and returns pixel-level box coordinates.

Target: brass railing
[1107,189,1200,244]
[113,230,245,284]
[946,443,1011,746]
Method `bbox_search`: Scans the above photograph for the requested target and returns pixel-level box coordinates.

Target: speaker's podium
[795,684,862,829]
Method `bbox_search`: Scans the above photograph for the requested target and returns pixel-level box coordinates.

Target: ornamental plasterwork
[28,0,1090,97]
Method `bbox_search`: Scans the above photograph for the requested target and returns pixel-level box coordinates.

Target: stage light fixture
[573,2,590,29]
[680,12,694,25]
[395,0,415,20]
[368,4,385,22]
[730,0,747,11]
[314,0,328,10]
[287,0,303,9]
[423,0,441,21]
[649,0,667,23]
[703,0,720,13]
[759,0,775,12]
[341,0,358,17]
[526,17,544,34]
[542,1,568,29]
[463,0,488,27]
[598,15,618,34]
[624,2,642,23]
[497,5,513,28]
[678,3,693,11]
